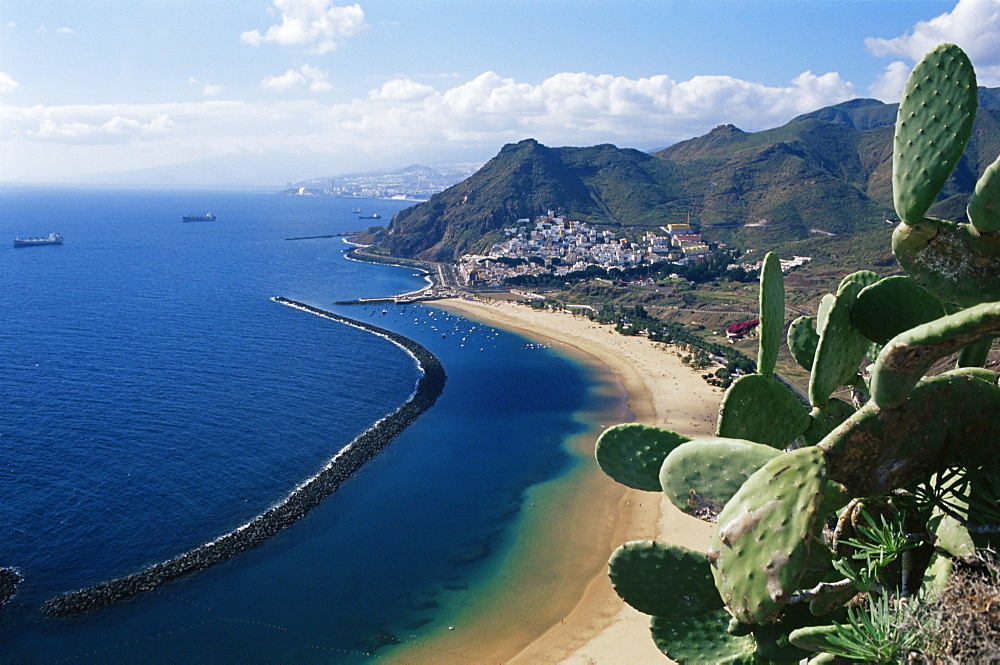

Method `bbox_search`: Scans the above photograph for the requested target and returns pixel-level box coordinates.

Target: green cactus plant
[716,373,810,448]
[708,447,828,625]
[787,315,819,372]
[595,42,1000,663]
[850,275,945,345]
[608,540,723,618]
[893,43,977,226]
[967,156,1000,232]
[757,251,784,376]
[658,437,781,518]
[649,610,758,664]
[595,423,690,491]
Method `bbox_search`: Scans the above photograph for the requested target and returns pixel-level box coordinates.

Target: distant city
[457,212,811,287]
[281,163,482,201]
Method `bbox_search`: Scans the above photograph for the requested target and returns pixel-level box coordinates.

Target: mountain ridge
[381,88,1000,261]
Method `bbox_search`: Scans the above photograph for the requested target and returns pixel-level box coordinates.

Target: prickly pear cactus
[757,252,784,375]
[594,43,1000,663]
[608,540,723,618]
[893,43,977,226]
[595,423,690,491]
[708,447,827,624]
[659,437,781,519]
[716,373,810,448]
[968,156,1000,233]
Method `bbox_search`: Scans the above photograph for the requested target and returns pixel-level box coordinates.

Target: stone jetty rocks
[41,298,446,617]
[0,567,22,607]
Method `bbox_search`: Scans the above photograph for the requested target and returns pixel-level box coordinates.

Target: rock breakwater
[0,567,22,607]
[42,298,446,617]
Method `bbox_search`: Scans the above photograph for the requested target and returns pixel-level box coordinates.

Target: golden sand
[382,297,722,664]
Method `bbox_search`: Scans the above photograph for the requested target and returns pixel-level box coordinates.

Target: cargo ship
[182,212,216,222]
[358,213,381,219]
[13,233,63,248]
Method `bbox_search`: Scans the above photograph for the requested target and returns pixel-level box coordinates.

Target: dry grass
[907,553,1000,664]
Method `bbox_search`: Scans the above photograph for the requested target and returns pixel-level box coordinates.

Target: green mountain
[382,89,1000,260]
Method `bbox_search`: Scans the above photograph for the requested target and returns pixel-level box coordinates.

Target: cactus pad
[788,315,820,372]
[788,624,842,653]
[608,540,722,618]
[595,423,690,491]
[893,43,977,225]
[650,609,758,664]
[837,269,881,292]
[850,275,945,345]
[758,251,784,375]
[968,156,1000,233]
[752,602,826,663]
[820,373,1000,496]
[808,280,870,407]
[893,217,1000,307]
[659,437,781,519]
[931,509,976,558]
[717,373,811,449]
[871,301,1000,409]
[801,399,855,446]
[708,447,828,624]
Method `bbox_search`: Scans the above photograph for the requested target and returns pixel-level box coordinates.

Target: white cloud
[56,26,75,35]
[868,61,912,102]
[28,113,177,143]
[189,77,224,97]
[260,64,333,92]
[865,0,1000,86]
[311,69,856,154]
[261,69,306,92]
[241,0,367,54]
[0,72,20,93]
[0,69,858,181]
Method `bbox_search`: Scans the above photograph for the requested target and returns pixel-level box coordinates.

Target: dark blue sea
[0,187,606,663]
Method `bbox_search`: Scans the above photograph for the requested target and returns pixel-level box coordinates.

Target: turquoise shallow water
[0,187,606,663]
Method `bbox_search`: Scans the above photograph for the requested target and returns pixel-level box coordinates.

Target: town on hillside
[456,211,810,288]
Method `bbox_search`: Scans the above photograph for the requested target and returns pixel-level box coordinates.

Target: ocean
[0,187,610,663]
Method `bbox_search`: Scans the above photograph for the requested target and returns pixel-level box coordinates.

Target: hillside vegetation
[382,89,1000,261]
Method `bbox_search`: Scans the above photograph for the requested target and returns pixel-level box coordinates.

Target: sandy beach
[383,296,722,664]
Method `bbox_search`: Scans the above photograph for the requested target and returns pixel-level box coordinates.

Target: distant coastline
[42,298,446,617]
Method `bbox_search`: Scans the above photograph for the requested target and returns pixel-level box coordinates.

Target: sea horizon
[0,186,617,663]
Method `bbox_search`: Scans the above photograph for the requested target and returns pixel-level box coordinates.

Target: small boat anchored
[13,233,63,248]
[182,212,216,222]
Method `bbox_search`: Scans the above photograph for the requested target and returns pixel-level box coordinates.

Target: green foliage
[594,43,1000,663]
[381,88,1000,260]
[659,438,781,519]
[595,423,690,492]
[893,44,977,225]
[807,278,870,407]
[650,609,759,665]
[757,252,784,375]
[708,447,828,624]
[967,155,1000,232]
[715,374,810,449]
[608,540,723,618]
[821,594,925,663]
[787,315,819,371]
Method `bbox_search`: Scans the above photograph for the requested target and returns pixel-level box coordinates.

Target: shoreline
[41,298,446,617]
[383,297,720,664]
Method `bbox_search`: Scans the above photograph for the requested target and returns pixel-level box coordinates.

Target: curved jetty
[42,298,446,617]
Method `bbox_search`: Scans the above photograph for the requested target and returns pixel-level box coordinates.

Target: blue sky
[2,0,998,186]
